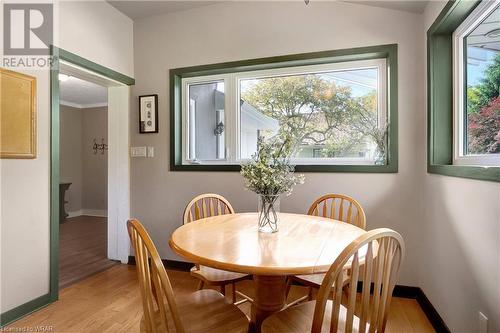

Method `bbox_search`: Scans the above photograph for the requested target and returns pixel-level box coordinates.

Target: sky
[467,46,497,87]
[240,67,378,98]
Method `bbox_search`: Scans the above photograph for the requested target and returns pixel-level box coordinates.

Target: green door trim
[52,48,135,85]
[0,46,134,328]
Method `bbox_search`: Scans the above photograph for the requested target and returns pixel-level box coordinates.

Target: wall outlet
[479,311,488,333]
[130,146,147,157]
[147,146,154,158]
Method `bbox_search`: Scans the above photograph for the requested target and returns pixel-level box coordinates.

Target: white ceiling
[108,1,429,20]
[348,1,428,14]
[108,1,220,20]
[60,75,108,109]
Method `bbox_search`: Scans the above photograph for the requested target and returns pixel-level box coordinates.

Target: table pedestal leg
[249,275,287,333]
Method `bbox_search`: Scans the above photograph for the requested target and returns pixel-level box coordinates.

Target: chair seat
[292,272,350,288]
[262,300,368,333]
[191,265,249,284]
[141,289,249,333]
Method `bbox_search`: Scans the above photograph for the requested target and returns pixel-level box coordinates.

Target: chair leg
[307,286,313,301]
[220,284,226,296]
[197,280,204,290]
[232,282,237,303]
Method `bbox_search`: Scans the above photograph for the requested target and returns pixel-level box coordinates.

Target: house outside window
[171,45,398,172]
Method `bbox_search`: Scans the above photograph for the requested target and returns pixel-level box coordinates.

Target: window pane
[188,81,225,161]
[239,68,384,163]
[465,5,500,155]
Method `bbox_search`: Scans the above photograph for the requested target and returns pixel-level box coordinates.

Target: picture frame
[139,94,158,133]
[0,68,37,159]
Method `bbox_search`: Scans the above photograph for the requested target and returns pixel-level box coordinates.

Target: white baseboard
[66,209,107,218]
[67,210,83,218]
[82,209,107,217]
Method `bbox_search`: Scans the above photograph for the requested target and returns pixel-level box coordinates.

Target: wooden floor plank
[59,215,117,288]
[8,265,435,332]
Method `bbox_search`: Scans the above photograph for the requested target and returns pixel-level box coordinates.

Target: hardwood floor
[59,215,117,288]
[9,264,435,332]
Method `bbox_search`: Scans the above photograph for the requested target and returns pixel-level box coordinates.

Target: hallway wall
[60,106,108,217]
[82,107,108,214]
[60,105,83,213]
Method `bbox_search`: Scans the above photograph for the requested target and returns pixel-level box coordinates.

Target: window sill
[427,164,499,182]
[171,163,398,173]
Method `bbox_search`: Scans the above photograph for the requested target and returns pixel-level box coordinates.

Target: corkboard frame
[0,68,37,159]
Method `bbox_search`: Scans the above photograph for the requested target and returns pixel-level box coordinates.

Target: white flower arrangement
[241,132,305,196]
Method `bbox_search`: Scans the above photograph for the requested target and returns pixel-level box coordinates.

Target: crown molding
[60,100,108,109]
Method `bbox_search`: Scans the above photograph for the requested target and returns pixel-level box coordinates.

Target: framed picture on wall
[0,68,37,158]
[139,94,158,133]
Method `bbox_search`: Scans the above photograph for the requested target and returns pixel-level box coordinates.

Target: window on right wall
[453,1,500,166]
[428,0,499,182]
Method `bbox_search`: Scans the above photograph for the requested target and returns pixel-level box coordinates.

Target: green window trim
[170,44,398,173]
[427,0,500,182]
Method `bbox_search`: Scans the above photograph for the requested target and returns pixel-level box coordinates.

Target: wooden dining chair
[263,228,405,333]
[127,219,249,333]
[308,194,366,229]
[183,193,252,305]
[287,194,367,305]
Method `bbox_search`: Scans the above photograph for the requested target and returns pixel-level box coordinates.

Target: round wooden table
[169,212,366,332]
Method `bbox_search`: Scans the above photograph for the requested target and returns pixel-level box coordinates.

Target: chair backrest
[312,228,405,333]
[307,194,366,229]
[183,193,235,224]
[127,219,185,333]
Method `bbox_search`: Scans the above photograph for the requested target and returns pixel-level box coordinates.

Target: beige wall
[82,107,108,212]
[60,106,108,215]
[60,105,83,213]
[421,2,500,332]
[0,69,51,313]
[59,1,134,78]
[131,1,424,286]
[1,0,133,314]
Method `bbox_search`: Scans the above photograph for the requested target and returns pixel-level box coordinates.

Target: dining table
[169,212,367,333]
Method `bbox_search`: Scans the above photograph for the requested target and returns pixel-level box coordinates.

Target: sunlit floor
[8,264,435,332]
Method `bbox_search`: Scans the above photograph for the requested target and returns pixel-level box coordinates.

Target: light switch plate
[479,311,488,333]
[147,146,154,158]
[131,146,147,157]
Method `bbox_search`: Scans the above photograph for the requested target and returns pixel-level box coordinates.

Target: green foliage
[467,86,481,114]
[475,55,500,109]
[242,75,386,159]
[466,53,500,153]
[240,132,305,196]
[468,97,500,154]
[467,54,500,114]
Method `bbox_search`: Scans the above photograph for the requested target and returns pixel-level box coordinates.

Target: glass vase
[257,194,280,233]
[374,148,386,165]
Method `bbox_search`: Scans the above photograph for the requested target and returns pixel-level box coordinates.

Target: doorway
[58,72,114,287]
[50,48,134,299]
